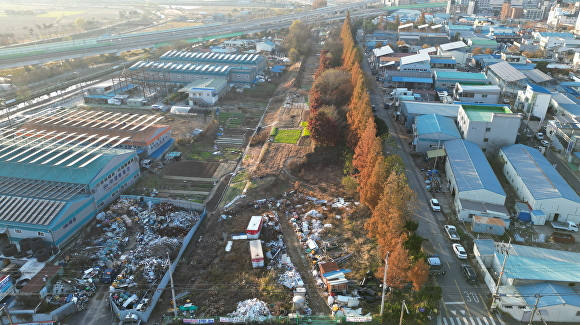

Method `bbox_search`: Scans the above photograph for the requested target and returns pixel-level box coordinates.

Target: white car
[541,140,550,147]
[452,243,467,259]
[429,199,441,212]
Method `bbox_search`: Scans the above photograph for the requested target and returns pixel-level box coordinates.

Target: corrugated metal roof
[502,253,580,282]
[439,41,467,51]
[517,283,580,308]
[392,76,433,83]
[400,52,431,66]
[551,92,580,116]
[522,69,553,83]
[444,139,506,196]
[459,199,508,215]
[488,61,526,82]
[501,144,580,203]
[416,114,461,138]
[538,32,575,38]
[430,58,456,64]
[457,84,500,93]
[401,101,461,117]
[372,45,394,57]
[435,71,488,81]
[526,83,551,94]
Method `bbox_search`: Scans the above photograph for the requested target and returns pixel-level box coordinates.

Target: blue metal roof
[434,71,488,81]
[559,82,580,87]
[416,114,461,138]
[538,32,575,38]
[444,139,506,196]
[551,93,580,116]
[502,253,580,282]
[517,283,580,308]
[401,101,462,117]
[527,83,551,94]
[430,58,456,64]
[509,63,535,70]
[392,76,433,83]
[149,138,175,159]
[500,144,580,203]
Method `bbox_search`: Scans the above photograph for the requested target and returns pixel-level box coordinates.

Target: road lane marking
[445,302,466,305]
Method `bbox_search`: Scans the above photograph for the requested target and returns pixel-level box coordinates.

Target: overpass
[0,0,380,70]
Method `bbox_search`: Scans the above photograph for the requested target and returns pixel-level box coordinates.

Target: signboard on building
[183,319,215,324]
[0,275,13,301]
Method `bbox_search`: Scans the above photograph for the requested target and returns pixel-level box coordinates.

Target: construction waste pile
[226,192,366,317]
[228,298,271,322]
[69,198,201,312]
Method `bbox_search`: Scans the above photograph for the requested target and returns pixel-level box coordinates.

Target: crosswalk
[442,313,497,325]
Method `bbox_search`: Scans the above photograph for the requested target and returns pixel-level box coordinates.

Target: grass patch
[232,170,248,183]
[270,127,278,136]
[300,121,308,127]
[273,129,302,144]
[301,122,310,136]
[221,181,246,206]
[187,151,215,160]
[37,11,85,17]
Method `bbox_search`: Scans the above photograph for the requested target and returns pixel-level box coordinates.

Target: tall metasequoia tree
[352,118,381,183]
[360,155,405,209]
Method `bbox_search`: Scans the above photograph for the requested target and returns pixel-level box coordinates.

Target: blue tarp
[518,212,531,222]
[271,65,285,73]
[392,76,433,83]
[149,138,175,159]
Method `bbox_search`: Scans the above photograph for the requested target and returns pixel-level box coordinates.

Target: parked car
[541,140,550,146]
[151,104,163,110]
[536,132,544,140]
[429,198,441,212]
[452,243,467,259]
[461,264,477,283]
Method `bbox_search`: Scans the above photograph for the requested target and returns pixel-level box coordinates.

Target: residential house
[178,78,229,106]
[438,41,469,67]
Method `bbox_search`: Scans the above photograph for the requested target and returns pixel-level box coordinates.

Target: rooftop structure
[461,104,512,122]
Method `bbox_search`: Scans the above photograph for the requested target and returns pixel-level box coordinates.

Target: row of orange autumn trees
[307,14,429,291]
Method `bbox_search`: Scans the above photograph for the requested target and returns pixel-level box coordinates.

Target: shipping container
[249,240,264,268]
[246,216,263,239]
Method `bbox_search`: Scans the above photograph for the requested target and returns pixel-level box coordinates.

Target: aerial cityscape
[2,0,580,324]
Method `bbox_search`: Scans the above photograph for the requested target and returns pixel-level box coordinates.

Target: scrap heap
[68,198,201,312]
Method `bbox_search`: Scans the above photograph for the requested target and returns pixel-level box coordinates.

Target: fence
[120,195,205,211]
[162,315,381,325]
[112,207,207,323]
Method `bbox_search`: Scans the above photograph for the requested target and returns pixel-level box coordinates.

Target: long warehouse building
[0,109,173,249]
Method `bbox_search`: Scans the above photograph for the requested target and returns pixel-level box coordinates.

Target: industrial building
[19,109,173,160]
[433,71,489,90]
[0,122,141,248]
[485,61,527,96]
[474,239,580,323]
[129,61,257,88]
[399,101,461,129]
[412,114,461,153]
[498,144,580,224]
[159,50,267,72]
[444,139,508,222]
[178,78,229,106]
[453,84,501,104]
[457,105,521,155]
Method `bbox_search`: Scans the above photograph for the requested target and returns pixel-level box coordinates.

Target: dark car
[461,264,477,283]
[372,105,376,112]
[384,103,390,109]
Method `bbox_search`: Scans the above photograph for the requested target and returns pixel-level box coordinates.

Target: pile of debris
[68,198,201,312]
[228,298,271,322]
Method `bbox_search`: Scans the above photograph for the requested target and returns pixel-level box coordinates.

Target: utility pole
[528,294,541,325]
[399,300,409,325]
[380,253,389,315]
[492,240,511,309]
[167,253,178,320]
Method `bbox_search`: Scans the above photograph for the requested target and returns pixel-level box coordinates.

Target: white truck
[444,225,460,241]
[551,220,579,232]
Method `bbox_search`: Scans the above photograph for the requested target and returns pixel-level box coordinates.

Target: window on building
[15,229,22,234]
[482,148,487,152]
[481,94,488,98]
[484,138,489,142]
[486,127,491,132]
[37,232,45,237]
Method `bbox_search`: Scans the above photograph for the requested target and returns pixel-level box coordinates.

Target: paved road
[361,49,503,325]
[62,286,116,325]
